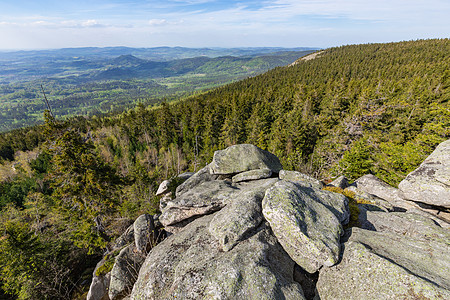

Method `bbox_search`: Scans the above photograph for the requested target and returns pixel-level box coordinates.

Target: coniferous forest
[0,39,449,299]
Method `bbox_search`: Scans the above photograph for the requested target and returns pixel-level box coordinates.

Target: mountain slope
[0,39,449,300]
[0,49,314,132]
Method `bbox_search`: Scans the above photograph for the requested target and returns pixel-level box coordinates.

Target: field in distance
[0,47,316,132]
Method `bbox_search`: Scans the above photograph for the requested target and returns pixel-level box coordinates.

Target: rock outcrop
[279,170,323,189]
[399,139,450,208]
[209,144,283,175]
[87,214,161,300]
[127,144,352,299]
[262,181,347,273]
[317,238,450,299]
[109,244,146,300]
[317,213,450,299]
[131,215,305,300]
[89,143,450,300]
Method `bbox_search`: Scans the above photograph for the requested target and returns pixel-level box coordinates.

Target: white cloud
[81,19,104,28]
[149,19,168,26]
[0,0,449,49]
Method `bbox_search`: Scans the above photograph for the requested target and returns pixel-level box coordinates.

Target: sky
[0,0,449,50]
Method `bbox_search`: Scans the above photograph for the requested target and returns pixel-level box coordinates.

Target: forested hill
[0,48,314,132]
[0,39,448,299]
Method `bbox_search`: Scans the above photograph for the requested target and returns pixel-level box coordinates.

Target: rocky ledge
[88,142,450,300]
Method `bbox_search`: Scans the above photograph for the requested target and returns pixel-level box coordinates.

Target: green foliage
[0,176,39,209]
[0,216,91,300]
[94,249,121,277]
[30,151,52,174]
[0,50,312,132]
[337,139,374,181]
[323,186,360,228]
[0,39,449,298]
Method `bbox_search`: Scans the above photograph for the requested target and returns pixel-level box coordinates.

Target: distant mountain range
[0,47,317,131]
[0,47,317,83]
[0,46,318,61]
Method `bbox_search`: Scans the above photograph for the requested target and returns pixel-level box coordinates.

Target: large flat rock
[279,170,323,189]
[317,238,450,299]
[209,144,283,175]
[262,181,348,273]
[130,214,305,300]
[360,211,450,244]
[399,139,450,208]
[160,180,238,227]
[209,189,264,252]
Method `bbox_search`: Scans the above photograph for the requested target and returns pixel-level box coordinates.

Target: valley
[0,47,315,131]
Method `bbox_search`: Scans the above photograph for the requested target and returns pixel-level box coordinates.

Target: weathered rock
[346,185,450,228]
[361,211,450,244]
[209,189,264,251]
[327,175,349,189]
[109,244,146,300]
[345,185,394,212]
[262,180,347,273]
[157,172,195,196]
[209,144,283,175]
[159,194,171,211]
[87,272,111,300]
[160,180,238,227]
[303,187,349,224]
[232,168,272,183]
[130,214,305,300]
[316,239,450,299]
[133,214,155,254]
[352,174,404,207]
[178,171,195,180]
[399,139,450,208]
[279,170,323,189]
[112,224,134,250]
[350,227,450,288]
[175,164,219,197]
[156,179,171,196]
[293,265,318,300]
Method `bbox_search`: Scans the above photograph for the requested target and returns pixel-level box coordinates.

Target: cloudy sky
[0,0,449,50]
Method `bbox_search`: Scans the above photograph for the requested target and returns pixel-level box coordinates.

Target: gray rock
[175,164,219,197]
[130,214,305,300]
[327,175,349,189]
[209,144,283,175]
[304,187,350,224]
[345,185,394,212]
[156,179,171,196]
[348,228,450,289]
[87,272,111,300]
[346,185,450,228]
[159,194,171,211]
[133,214,156,254]
[352,174,403,206]
[399,139,450,208]
[360,211,450,244]
[157,173,194,196]
[160,180,238,227]
[279,170,323,189]
[109,244,146,300]
[262,181,347,273]
[112,224,134,250]
[316,239,450,299]
[232,168,272,183]
[209,189,264,251]
[178,172,195,180]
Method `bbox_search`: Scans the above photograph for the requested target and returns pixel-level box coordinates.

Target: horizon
[0,1,449,51]
[0,45,320,53]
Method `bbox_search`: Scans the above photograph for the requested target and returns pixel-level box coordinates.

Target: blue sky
[0,0,449,50]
